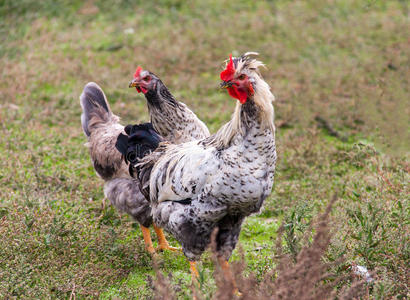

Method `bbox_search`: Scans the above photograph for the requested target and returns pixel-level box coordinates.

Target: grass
[0,0,409,298]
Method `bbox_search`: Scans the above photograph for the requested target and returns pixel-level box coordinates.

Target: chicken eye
[238,74,246,80]
[143,76,151,82]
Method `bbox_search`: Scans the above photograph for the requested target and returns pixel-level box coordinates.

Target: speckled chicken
[129,66,209,143]
[129,53,277,286]
[80,68,209,253]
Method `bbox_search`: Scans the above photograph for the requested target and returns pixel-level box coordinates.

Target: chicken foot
[140,224,180,254]
[153,224,181,252]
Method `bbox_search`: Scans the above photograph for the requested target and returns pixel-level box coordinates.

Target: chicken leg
[189,259,241,297]
[140,225,155,254]
[153,224,180,252]
[190,261,199,282]
[218,257,241,297]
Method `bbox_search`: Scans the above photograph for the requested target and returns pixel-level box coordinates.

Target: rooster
[80,67,209,254]
[125,53,277,290]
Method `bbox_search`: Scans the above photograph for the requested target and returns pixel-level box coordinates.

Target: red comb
[134,66,143,78]
[220,54,235,82]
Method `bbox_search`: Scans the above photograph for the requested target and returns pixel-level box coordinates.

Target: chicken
[129,66,209,143]
[80,67,209,254]
[125,53,277,289]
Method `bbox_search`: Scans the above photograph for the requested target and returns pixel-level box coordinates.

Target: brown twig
[377,167,400,193]
[69,282,76,300]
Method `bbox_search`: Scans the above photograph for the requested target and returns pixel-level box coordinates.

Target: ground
[0,0,408,299]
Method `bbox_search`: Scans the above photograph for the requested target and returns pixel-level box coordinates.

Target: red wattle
[228,87,247,104]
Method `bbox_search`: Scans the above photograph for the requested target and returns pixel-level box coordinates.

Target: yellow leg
[153,224,180,252]
[190,261,199,283]
[218,258,241,297]
[190,261,200,300]
[140,225,155,254]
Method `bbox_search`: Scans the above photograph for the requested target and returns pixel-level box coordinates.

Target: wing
[137,141,219,204]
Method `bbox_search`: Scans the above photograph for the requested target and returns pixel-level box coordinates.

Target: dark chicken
[121,53,277,290]
[129,66,209,143]
[80,68,209,254]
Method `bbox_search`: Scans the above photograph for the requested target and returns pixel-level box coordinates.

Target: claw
[153,224,181,252]
[156,244,182,252]
[146,245,156,254]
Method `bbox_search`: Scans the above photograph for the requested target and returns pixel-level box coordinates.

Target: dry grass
[0,0,408,298]
[152,198,368,299]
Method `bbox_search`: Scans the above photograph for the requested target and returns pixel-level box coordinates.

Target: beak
[220,81,233,89]
[129,78,139,88]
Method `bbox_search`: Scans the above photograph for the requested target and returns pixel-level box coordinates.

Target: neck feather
[206,75,275,148]
[145,81,179,109]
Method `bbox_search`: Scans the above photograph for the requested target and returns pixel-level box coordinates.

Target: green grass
[0,0,409,298]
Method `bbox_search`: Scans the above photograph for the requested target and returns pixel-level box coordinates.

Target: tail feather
[115,123,163,195]
[115,123,162,163]
[80,82,113,137]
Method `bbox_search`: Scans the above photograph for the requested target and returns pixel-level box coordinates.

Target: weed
[0,0,408,298]
[152,198,368,299]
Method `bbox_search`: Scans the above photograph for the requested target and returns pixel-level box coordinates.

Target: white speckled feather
[137,53,277,261]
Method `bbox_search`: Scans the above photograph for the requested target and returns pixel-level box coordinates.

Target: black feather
[115,133,129,158]
[176,199,192,205]
[115,122,163,177]
[124,124,133,135]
